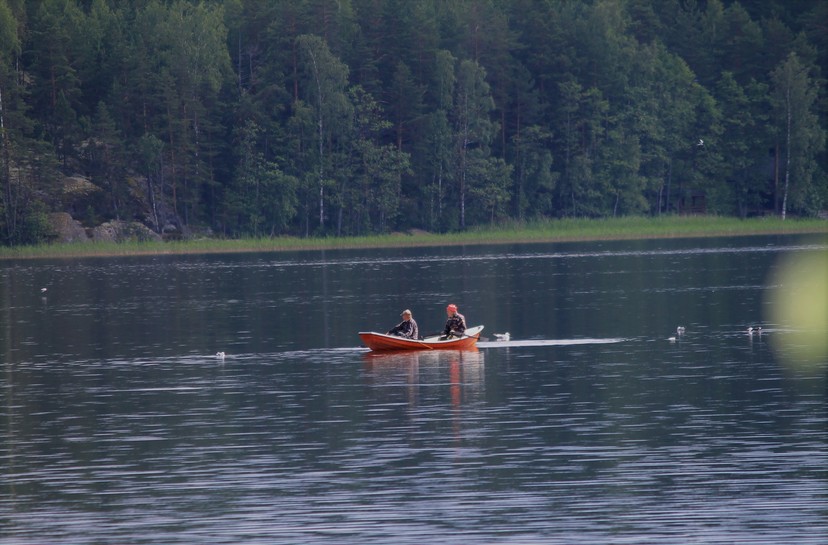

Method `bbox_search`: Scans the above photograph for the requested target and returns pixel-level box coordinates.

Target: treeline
[0,0,825,245]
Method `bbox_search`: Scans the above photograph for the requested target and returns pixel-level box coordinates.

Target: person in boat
[441,304,466,339]
[387,309,419,339]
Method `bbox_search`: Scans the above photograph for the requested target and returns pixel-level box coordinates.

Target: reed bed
[1,216,825,260]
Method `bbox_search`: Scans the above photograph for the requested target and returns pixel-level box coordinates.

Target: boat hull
[359,325,484,351]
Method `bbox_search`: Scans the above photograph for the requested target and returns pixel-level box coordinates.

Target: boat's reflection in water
[363,349,485,442]
[363,348,484,390]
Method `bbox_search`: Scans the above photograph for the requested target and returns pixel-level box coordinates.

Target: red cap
[447,304,457,312]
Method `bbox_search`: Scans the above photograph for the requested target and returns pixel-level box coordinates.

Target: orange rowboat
[359,325,484,351]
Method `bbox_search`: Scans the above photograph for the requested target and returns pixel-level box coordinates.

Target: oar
[451,331,489,341]
[438,331,475,340]
[423,330,479,341]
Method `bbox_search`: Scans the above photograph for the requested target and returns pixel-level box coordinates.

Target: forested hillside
[0,0,824,244]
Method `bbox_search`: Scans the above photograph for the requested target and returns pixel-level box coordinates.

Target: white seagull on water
[494,332,510,342]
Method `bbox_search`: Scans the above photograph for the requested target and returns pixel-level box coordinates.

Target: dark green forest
[0,0,825,244]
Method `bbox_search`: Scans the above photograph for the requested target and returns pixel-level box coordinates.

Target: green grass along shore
[2,216,826,260]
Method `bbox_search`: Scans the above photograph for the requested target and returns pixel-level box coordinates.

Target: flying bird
[697,139,704,146]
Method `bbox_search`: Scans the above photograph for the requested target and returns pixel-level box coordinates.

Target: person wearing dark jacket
[442,304,466,338]
[387,309,419,339]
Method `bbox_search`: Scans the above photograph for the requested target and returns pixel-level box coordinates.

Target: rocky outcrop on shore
[49,213,89,243]
[90,220,162,242]
[49,213,162,244]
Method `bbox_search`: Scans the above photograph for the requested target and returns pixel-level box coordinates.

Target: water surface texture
[1,235,826,544]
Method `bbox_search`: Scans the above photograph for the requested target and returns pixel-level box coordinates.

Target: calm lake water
[1,235,826,544]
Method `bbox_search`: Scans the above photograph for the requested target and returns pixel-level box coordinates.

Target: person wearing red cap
[387,309,419,339]
[442,304,466,339]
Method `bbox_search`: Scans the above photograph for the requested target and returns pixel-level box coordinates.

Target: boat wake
[477,337,626,348]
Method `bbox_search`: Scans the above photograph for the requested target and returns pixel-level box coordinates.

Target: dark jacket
[388,318,419,339]
[443,312,466,336]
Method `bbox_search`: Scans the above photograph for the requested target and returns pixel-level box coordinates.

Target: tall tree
[86,101,128,221]
[138,133,164,230]
[155,0,231,226]
[227,119,297,236]
[389,61,424,153]
[422,49,455,231]
[0,0,50,245]
[554,80,608,217]
[469,155,512,225]
[770,52,824,218]
[599,117,645,216]
[512,125,557,220]
[295,34,351,232]
[712,72,769,217]
[627,41,704,215]
[26,0,84,169]
[0,0,19,241]
[348,85,410,234]
[74,0,122,117]
[451,58,497,229]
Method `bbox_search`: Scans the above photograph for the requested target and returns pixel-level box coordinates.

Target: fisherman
[442,304,466,339]
[387,309,419,339]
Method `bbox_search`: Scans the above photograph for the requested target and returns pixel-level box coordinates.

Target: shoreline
[2,216,826,260]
